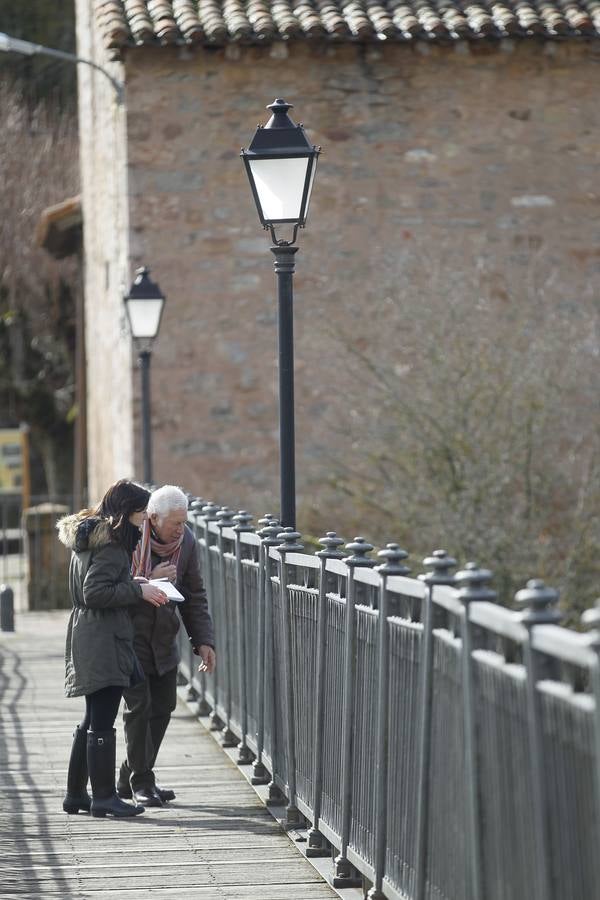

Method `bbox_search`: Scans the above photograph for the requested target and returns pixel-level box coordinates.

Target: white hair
[148,485,188,520]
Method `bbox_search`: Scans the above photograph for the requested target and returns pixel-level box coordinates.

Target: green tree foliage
[0,84,79,495]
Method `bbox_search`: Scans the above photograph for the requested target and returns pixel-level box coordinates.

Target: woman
[57,479,167,818]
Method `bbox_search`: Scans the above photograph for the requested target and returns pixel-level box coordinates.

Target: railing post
[582,600,600,859]
[187,497,207,709]
[253,515,280,786]
[189,497,205,536]
[515,579,562,900]
[185,639,198,702]
[334,537,375,888]
[264,520,287,806]
[277,526,304,828]
[233,510,255,765]
[368,544,410,899]
[306,531,345,857]
[216,506,237,748]
[414,550,456,900]
[0,584,15,632]
[201,502,222,730]
[454,562,496,900]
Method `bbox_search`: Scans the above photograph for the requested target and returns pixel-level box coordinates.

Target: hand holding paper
[149,578,185,602]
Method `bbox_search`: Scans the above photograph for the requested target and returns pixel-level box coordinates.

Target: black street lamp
[124,267,166,485]
[241,99,320,529]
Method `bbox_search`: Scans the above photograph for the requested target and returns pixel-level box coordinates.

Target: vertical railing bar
[368,544,410,899]
[253,517,280,784]
[185,639,198,701]
[515,579,563,900]
[333,536,375,889]
[201,502,222,729]
[183,498,204,705]
[414,550,457,900]
[216,506,237,747]
[582,601,600,863]
[265,544,286,807]
[276,526,304,828]
[307,532,345,857]
[192,497,212,716]
[233,510,255,764]
[455,562,496,900]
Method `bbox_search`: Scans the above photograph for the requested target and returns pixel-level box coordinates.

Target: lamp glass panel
[126,298,163,339]
[303,157,318,223]
[248,157,310,222]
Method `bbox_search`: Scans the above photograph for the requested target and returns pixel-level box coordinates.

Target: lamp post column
[139,349,152,484]
[271,245,298,530]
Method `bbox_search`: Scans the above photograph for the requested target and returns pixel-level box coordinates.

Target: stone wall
[82,29,600,516]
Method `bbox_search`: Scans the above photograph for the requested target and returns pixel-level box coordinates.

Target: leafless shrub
[303,235,600,616]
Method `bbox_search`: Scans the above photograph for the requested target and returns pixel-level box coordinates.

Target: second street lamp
[124,266,166,485]
[241,99,320,529]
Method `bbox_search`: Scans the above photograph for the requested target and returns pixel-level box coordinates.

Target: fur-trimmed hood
[56,512,113,552]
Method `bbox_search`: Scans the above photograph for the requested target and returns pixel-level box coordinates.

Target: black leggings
[79,686,123,733]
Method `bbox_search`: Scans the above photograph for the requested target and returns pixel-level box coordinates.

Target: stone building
[76,0,599,515]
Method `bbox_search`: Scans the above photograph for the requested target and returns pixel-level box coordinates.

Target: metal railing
[177,501,600,900]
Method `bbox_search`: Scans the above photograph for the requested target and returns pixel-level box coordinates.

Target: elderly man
[117,484,215,807]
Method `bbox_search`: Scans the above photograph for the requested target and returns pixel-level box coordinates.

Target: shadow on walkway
[0,643,77,899]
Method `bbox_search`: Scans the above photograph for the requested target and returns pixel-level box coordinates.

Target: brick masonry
[75,14,600,516]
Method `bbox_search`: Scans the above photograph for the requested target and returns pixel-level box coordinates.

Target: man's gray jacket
[131,524,215,676]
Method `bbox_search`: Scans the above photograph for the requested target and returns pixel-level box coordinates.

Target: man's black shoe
[118,782,175,802]
[133,786,164,807]
[156,784,176,802]
[118,783,175,802]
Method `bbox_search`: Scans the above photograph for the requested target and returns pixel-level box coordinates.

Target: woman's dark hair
[94,479,150,553]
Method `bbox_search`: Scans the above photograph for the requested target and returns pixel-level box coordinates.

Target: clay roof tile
[93,0,600,48]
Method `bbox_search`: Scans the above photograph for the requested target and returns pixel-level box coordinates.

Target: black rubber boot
[63,725,91,814]
[87,730,145,818]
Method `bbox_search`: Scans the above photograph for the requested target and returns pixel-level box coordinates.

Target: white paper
[149,578,185,603]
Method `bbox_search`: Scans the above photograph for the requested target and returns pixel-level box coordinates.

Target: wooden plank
[3,883,337,900]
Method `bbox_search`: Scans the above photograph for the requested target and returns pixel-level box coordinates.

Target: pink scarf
[131,518,183,579]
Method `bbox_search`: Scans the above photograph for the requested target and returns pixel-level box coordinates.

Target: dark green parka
[57,512,144,698]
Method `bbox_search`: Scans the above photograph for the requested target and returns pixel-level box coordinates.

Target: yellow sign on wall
[0,428,25,494]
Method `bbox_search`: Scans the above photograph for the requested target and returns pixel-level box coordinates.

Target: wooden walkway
[0,611,339,900]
